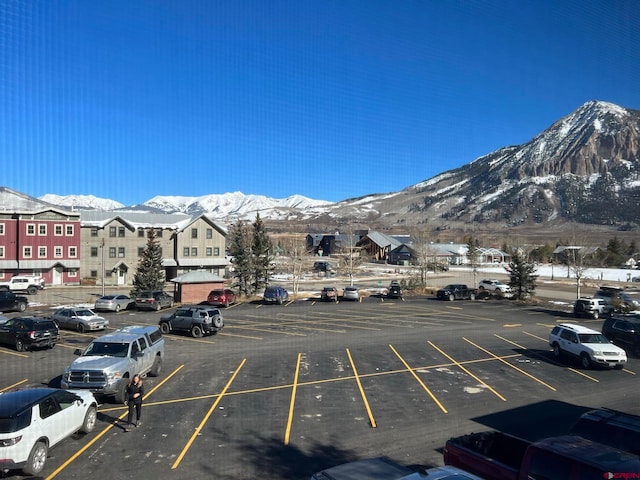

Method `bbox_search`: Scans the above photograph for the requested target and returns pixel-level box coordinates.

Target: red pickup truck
[443,430,640,480]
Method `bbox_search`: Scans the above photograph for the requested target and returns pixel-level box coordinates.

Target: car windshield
[579,333,610,344]
[83,342,129,357]
[99,296,116,300]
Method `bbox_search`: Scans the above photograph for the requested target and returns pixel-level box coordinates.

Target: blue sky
[2,0,639,206]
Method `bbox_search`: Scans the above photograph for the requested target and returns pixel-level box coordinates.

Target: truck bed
[443,431,530,480]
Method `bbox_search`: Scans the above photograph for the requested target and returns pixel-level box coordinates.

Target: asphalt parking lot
[1,291,639,479]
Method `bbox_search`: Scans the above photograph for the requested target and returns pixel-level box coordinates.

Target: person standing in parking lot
[124,374,144,431]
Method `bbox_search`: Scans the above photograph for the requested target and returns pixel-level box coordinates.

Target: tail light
[27,330,36,339]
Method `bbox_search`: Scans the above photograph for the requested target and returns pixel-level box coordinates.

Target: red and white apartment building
[0,207,81,286]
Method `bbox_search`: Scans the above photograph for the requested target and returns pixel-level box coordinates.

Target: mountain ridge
[32,100,640,236]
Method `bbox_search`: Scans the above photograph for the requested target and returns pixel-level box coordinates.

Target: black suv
[0,317,59,351]
[0,290,28,312]
[159,305,224,337]
[602,315,640,356]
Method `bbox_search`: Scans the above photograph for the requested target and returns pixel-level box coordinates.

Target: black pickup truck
[436,284,477,301]
[0,290,28,312]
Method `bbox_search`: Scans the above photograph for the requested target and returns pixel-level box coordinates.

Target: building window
[206,247,212,256]
[38,246,47,258]
[90,270,97,278]
[118,227,125,237]
[38,224,47,235]
[68,246,77,258]
[138,228,145,237]
[91,247,98,257]
[54,246,62,258]
[118,247,125,258]
[206,228,212,239]
[23,246,32,258]
[191,228,198,239]
[156,228,163,238]
[0,223,4,235]
[105,270,113,278]
[27,224,35,235]
[91,227,99,237]
[68,269,77,278]
[109,226,116,237]
[109,247,116,258]
[0,246,4,258]
[183,247,190,256]
[137,247,144,256]
[55,224,63,236]
[191,247,197,256]
[214,247,220,256]
[66,225,74,236]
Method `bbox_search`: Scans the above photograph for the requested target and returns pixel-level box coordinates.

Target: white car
[343,286,360,301]
[0,387,97,475]
[549,323,627,369]
[478,279,512,294]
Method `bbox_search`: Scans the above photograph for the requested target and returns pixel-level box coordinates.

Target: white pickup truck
[0,275,45,295]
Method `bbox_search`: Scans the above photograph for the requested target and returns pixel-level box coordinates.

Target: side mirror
[73,348,82,356]
[134,351,144,358]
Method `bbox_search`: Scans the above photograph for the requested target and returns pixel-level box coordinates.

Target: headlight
[106,372,122,381]
[592,350,602,356]
[0,435,22,447]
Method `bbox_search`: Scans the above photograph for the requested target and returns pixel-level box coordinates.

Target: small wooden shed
[169,271,226,304]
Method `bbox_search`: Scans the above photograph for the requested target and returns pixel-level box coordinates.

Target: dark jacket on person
[126,381,144,404]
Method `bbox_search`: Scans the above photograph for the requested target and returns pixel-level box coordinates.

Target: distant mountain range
[29,100,640,236]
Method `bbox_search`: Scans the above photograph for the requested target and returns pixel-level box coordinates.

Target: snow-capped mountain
[28,100,640,233]
[38,194,125,211]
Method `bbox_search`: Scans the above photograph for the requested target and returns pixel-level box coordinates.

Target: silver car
[343,286,360,301]
[51,307,109,333]
[94,294,133,312]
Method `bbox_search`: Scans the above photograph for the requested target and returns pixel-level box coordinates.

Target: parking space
[0,297,638,479]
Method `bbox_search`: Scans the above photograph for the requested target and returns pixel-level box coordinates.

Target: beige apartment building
[80,211,229,287]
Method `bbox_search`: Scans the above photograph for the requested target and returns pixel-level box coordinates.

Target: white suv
[0,388,97,475]
[478,279,512,294]
[549,323,627,370]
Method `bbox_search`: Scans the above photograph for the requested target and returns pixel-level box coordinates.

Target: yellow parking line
[284,353,301,445]
[463,337,556,391]
[428,341,506,401]
[389,344,448,413]
[1,378,28,391]
[47,364,185,480]
[0,350,28,358]
[172,360,245,469]
[346,348,377,428]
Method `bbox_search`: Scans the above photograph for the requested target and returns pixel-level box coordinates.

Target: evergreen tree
[251,214,273,293]
[508,249,538,300]
[228,220,252,296]
[131,229,165,296]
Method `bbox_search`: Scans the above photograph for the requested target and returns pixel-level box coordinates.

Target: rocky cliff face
[324,100,640,231]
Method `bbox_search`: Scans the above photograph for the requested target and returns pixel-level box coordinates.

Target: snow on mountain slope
[39,194,125,211]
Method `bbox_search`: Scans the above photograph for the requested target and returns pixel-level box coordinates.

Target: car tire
[191,325,203,338]
[213,316,224,329]
[115,378,128,404]
[115,304,121,312]
[149,356,162,377]
[580,353,592,369]
[80,406,97,433]
[448,294,454,301]
[17,302,27,312]
[15,338,26,352]
[155,303,161,311]
[159,322,171,334]
[23,441,48,476]
[27,286,38,295]
[479,286,485,292]
[592,311,600,319]
[552,343,561,358]
[77,323,85,333]
[278,298,283,305]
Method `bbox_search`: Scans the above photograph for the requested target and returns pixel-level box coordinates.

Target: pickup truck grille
[68,370,106,383]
